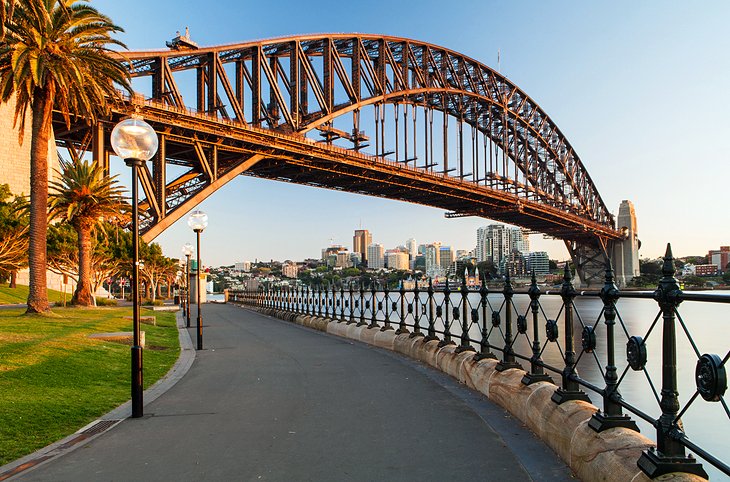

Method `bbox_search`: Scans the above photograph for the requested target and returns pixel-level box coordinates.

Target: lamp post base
[197,315,203,350]
[131,345,143,418]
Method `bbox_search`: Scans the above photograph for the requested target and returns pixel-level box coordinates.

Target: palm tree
[0,0,131,313]
[49,157,126,306]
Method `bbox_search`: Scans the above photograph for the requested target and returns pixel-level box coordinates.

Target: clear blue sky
[95,0,730,266]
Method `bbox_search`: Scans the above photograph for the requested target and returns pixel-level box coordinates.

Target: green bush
[95,297,118,306]
[141,299,164,306]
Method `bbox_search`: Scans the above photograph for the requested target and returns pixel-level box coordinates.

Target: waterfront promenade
[13,303,572,481]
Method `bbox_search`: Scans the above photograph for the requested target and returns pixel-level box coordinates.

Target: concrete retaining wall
[240,306,706,482]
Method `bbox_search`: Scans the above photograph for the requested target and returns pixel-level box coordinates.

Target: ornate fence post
[475,273,496,361]
[325,282,331,318]
[348,282,355,324]
[425,278,437,341]
[411,281,422,337]
[456,275,474,353]
[358,282,367,326]
[496,271,521,371]
[382,284,393,331]
[439,281,454,347]
[551,265,590,403]
[340,283,346,322]
[637,244,707,478]
[294,285,299,314]
[369,281,379,328]
[522,270,552,384]
[589,262,638,431]
[396,283,408,334]
[305,286,310,315]
[317,283,323,317]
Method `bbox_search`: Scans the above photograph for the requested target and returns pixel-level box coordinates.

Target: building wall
[386,251,409,270]
[527,251,550,275]
[2,95,62,290]
[366,243,384,269]
[353,230,372,263]
[0,95,59,197]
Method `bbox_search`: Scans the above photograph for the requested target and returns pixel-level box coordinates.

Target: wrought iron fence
[228,245,728,479]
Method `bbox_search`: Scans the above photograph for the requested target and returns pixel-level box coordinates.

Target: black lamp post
[182,243,193,328]
[188,210,208,350]
[111,117,158,419]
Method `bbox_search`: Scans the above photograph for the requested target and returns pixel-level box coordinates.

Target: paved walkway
[14,304,573,481]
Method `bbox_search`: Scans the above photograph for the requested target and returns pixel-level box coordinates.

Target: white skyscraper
[406,238,417,260]
[510,227,530,255]
[425,243,442,278]
[475,224,526,267]
[367,243,385,270]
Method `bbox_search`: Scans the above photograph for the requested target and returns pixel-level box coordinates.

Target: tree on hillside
[0,0,131,312]
[0,184,28,286]
[49,157,126,305]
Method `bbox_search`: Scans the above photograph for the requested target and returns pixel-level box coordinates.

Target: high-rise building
[475,224,524,268]
[439,245,454,272]
[527,252,550,275]
[336,251,353,268]
[367,243,385,269]
[510,227,530,255]
[406,238,418,259]
[504,249,527,276]
[386,251,409,270]
[353,230,372,265]
[425,243,442,277]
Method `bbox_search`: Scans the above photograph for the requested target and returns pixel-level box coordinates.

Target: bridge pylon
[567,200,639,288]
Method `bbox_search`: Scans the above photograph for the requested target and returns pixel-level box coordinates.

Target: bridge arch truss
[52,34,623,284]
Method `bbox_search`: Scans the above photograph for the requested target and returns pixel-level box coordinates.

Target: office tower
[527,252,550,275]
[353,229,372,264]
[367,243,385,269]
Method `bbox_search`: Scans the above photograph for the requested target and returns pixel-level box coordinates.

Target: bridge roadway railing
[228,245,728,480]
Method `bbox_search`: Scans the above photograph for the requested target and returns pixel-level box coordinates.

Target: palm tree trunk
[72,223,94,306]
[27,88,52,313]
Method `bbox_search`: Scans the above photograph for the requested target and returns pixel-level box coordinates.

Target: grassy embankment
[0,284,67,305]
[0,306,180,465]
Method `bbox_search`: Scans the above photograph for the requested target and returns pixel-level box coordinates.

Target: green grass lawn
[0,284,67,305]
[0,307,181,465]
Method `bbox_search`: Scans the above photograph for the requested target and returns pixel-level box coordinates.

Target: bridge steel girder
[52,34,623,262]
[116,35,616,228]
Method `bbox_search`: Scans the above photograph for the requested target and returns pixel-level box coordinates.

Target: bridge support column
[611,200,640,288]
[565,240,607,289]
[568,200,640,289]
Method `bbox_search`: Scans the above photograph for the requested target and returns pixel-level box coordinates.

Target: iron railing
[228,244,728,479]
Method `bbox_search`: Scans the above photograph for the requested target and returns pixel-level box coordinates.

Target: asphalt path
[16,303,574,482]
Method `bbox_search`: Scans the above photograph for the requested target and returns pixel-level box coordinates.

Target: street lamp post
[188,211,208,350]
[182,243,193,328]
[111,117,158,419]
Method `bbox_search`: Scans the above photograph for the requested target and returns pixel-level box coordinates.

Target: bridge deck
[18,304,572,481]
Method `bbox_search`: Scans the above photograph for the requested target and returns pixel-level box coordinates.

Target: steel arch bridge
[52,34,626,285]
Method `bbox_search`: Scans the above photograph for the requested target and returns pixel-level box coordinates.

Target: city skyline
[92,0,729,266]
